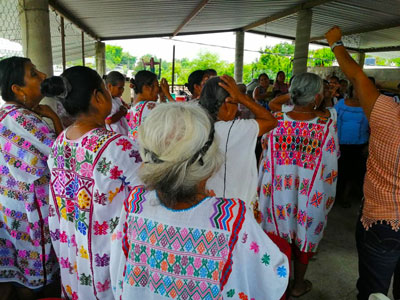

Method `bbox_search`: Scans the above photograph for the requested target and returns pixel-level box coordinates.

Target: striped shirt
[362,94,400,231]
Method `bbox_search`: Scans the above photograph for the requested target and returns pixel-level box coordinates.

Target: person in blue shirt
[335,85,369,207]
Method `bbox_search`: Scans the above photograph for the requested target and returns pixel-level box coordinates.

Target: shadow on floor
[294,198,394,300]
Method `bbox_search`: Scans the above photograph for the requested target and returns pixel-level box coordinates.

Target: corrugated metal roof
[1,0,399,59]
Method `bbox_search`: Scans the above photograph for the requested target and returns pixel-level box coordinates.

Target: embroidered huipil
[0,104,59,288]
[258,109,339,253]
[110,187,289,300]
[48,128,142,299]
[127,101,157,141]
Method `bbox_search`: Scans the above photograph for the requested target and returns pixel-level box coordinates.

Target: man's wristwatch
[330,40,344,51]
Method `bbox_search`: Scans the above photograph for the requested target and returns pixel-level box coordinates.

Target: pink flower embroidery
[116,138,132,151]
[80,162,93,177]
[250,241,259,253]
[109,166,122,179]
[94,221,109,235]
[4,142,11,152]
[76,147,85,162]
[96,279,110,292]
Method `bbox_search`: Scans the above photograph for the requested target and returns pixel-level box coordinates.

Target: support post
[234,31,245,82]
[171,45,175,93]
[18,0,53,76]
[95,41,106,77]
[61,16,66,71]
[358,52,365,68]
[81,32,85,66]
[293,9,313,75]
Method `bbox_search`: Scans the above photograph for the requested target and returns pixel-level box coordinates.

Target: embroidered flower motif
[239,292,249,300]
[66,177,79,198]
[129,149,142,163]
[80,162,93,177]
[250,241,259,253]
[79,245,89,259]
[94,190,107,205]
[76,147,85,162]
[96,157,111,175]
[109,166,122,180]
[95,253,110,267]
[241,232,248,244]
[277,265,287,278]
[93,221,108,235]
[77,190,91,210]
[261,253,270,266]
[116,138,132,151]
[77,221,87,236]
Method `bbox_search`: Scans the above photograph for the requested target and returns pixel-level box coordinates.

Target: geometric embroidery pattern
[127,186,147,215]
[209,198,237,231]
[125,216,230,299]
[274,120,326,170]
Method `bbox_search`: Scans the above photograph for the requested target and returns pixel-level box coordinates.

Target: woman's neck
[136,94,155,102]
[66,115,105,140]
[344,97,361,107]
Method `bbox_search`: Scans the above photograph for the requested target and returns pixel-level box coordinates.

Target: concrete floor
[295,198,395,300]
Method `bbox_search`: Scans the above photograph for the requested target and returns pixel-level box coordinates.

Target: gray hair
[105,71,125,86]
[138,102,222,207]
[289,72,323,106]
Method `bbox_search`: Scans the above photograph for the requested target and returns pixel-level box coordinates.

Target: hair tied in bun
[57,76,72,100]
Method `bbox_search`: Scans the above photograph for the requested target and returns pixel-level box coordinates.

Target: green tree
[308,48,336,67]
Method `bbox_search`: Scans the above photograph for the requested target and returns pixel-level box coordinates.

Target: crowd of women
[0,26,399,300]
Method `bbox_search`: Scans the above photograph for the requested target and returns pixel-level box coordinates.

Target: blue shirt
[335,99,369,145]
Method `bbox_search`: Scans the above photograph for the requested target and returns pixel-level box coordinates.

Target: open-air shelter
[1,0,400,82]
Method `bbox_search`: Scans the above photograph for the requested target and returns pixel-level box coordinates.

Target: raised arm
[219,75,278,136]
[325,26,380,120]
[269,93,291,112]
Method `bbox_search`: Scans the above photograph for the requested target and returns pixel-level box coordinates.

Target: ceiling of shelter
[1,0,399,62]
[49,0,400,55]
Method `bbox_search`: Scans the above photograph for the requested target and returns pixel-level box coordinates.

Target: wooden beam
[310,22,400,42]
[171,0,210,37]
[362,46,400,53]
[242,0,335,31]
[48,0,99,40]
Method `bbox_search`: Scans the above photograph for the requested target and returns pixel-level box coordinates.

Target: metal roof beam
[102,29,235,41]
[363,46,400,53]
[48,0,99,40]
[242,0,335,32]
[310,22,400,42]
[248,30,361,53]
[171,0,210,37]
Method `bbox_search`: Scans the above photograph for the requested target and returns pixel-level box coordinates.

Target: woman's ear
[11,84,24,100]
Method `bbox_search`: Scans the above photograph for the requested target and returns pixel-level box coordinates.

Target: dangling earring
[313,103,318,110]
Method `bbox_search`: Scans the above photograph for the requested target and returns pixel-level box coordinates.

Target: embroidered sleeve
[222,212,289,300]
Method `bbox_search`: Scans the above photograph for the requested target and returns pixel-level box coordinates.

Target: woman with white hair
[110,102,288,300]
[257,72,339,297]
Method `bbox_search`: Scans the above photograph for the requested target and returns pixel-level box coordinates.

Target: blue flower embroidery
[78,221,87,235]
[155,250,162,261]
[17,148,26,159]
[277,265,287,278]
[66,177,79,198]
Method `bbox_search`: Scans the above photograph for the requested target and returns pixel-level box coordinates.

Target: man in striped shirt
[326,26,400,300]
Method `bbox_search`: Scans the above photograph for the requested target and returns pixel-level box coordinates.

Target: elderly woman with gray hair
[110,102,288,299]
[256,72,339,297]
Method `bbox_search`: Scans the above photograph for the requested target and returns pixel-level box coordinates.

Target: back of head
[289,72,323,106]
[205,68,217,77]
[199,76,229,121]
[105,71,125,86]
[0,56,31,102]
[138,102,222,207]
[41,66,103,116]
[131,70,157,94]
[185,70,206,94]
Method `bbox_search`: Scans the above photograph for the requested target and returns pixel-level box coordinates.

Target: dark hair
[199,77,229,121]
[105,71,125,86]
[330,75,339,82]
[258,73,269,81]
[0,56,31,102]
[41,66,103,116]
[185,70,206,94]
[130,70,157,94]
[339,79,348,85]
[205,68,217,76]
[275,70,285,81]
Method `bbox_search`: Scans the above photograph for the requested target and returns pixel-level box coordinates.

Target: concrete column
[95,41,106,77]
[18,0,53,76]
[358,52,365,68]
[293,9,313,75]
[234,31,245,82]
